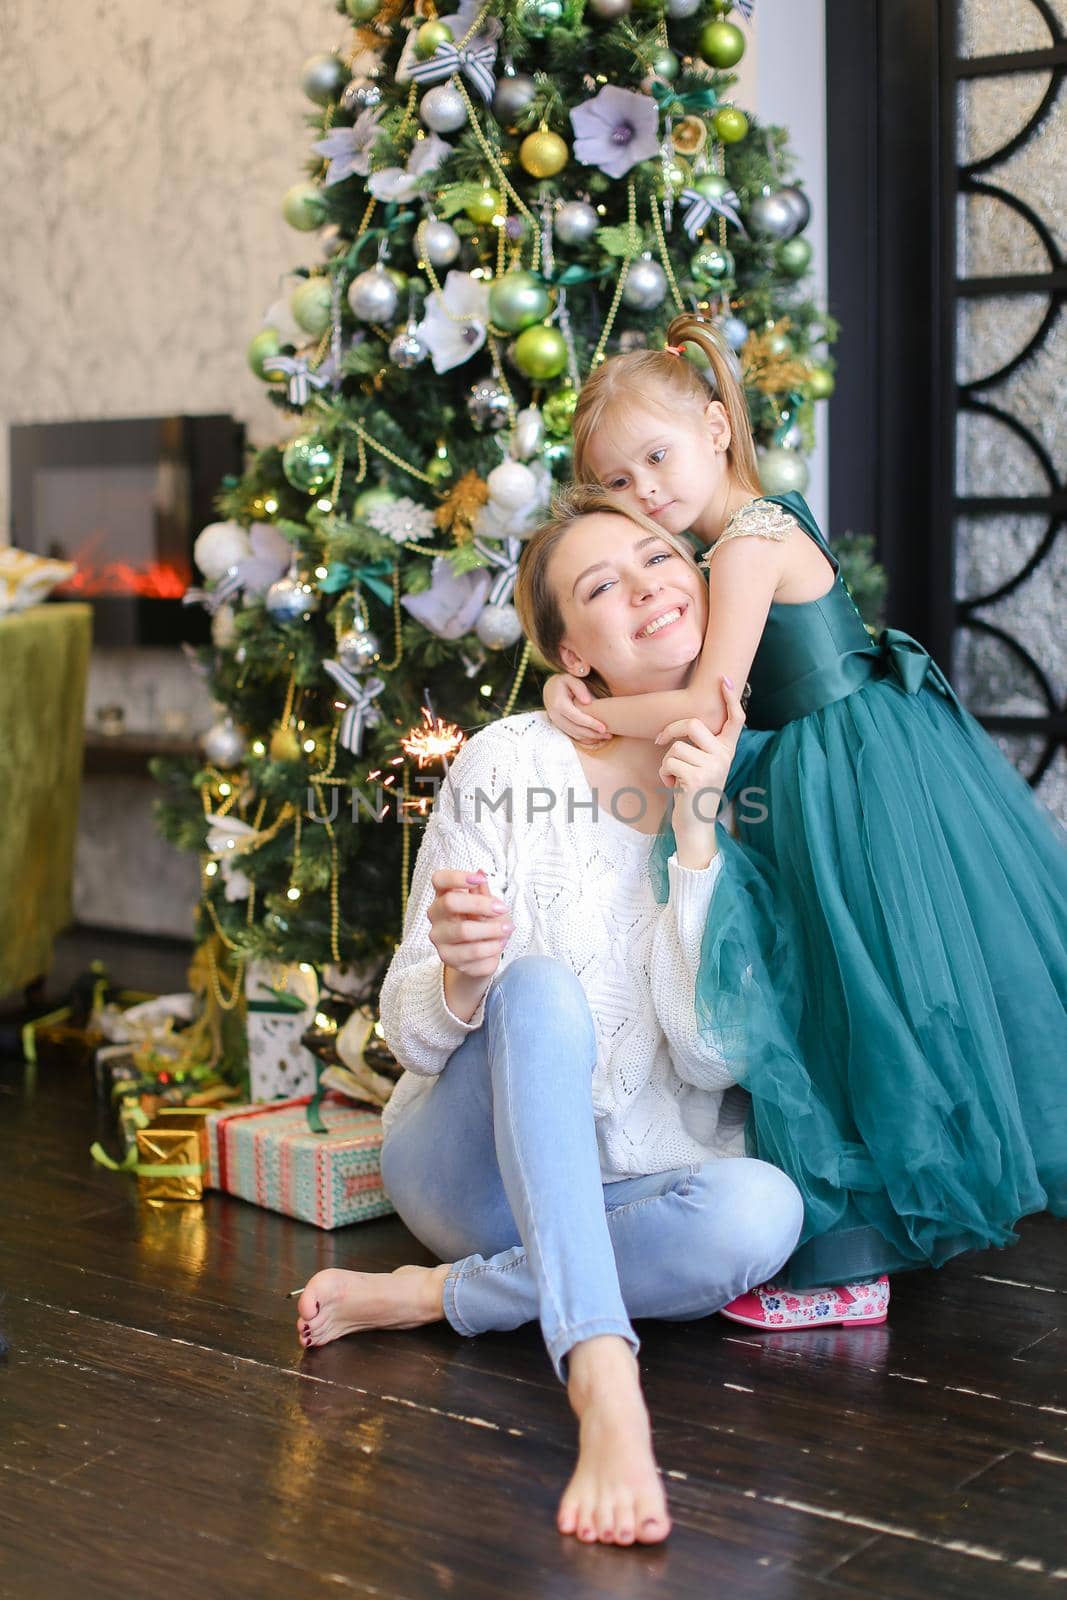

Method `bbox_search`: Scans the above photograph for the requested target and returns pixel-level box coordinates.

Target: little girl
[543,311,1067,1317]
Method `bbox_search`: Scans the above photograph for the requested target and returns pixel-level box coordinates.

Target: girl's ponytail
[665,313,762,495]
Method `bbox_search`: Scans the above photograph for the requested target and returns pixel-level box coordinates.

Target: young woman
[540,312,1067,1305]
[294,488,804,1547]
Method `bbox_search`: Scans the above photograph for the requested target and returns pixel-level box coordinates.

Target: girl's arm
[578,537,787,740]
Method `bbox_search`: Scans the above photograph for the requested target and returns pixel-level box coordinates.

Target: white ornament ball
[202,716,247,770]
[622,256,667,311]
[666,0,701,15]
[211,603,238,649]
[422,219,461,267]
[757,446,810,497]
[420,83,467,133]
[487,460,538,510]
[554,200,599,248]
[194,521,251,581]
[719,314,749,351]
[476,603,524,650]
[511,406,546,461]
[347,266,400,323]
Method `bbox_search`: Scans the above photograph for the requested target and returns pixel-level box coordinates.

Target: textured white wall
[0,0,338,536]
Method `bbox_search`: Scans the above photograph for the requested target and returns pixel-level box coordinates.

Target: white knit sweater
[378,712,749,1181]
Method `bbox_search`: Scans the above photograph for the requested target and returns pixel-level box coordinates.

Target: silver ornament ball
[265,574,320,624]
[666,0,701,15]
[719,314,749,351]
[621,256,667,312]
[777,184,811,236]
[492,73,537,123]
[421,219,461,268]
[347,266,400,323]
[554,200,598,248]
[758,446,810,497]
[467,380,511,431]
[336,626,382,673]
[747,190,799,242]
[420,83,467,133]
[301,53,348,106]
[476,603,524,650]
[202,717,247,770]
[389,327,428,369]
[319,223,346,260]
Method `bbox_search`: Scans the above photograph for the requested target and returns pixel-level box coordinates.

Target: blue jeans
[381,956,804,1383]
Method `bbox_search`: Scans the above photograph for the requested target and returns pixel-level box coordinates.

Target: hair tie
[664,343,686,356]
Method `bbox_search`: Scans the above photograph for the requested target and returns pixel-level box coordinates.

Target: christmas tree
[155,0,861,1016]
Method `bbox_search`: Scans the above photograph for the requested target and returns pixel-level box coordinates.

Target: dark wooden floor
[2,974,1066,1597]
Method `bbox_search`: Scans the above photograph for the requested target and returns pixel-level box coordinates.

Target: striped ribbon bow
[735,0,755,19]
[472,537,523,607]
[680,186,746,242]
[322,662,385,756]
[182,565,243,614]
[409,40,497,103]
[262,355,331,408]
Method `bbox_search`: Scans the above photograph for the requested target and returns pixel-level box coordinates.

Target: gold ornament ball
[513,324,569,381]
[519,129,569,179]
[713,106,749,144]
[270,725,302,763]
[465,187,502,225]
[809,365,835,400]
[415,19,453,58]
[699,20,746,69]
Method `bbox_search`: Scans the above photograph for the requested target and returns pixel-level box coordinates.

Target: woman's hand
[655,678,746,870]
[543,673,611,746]
[428,868,513,1021]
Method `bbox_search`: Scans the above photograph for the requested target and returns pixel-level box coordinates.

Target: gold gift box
[134,1109,212,1202]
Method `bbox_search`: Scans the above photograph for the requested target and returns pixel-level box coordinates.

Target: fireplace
[8,415,245,646]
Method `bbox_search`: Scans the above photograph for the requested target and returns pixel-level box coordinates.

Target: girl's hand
[428,869,513,1022]
[656,678,746,869]
[543,673,611,746]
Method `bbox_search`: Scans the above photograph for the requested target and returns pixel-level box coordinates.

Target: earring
[574,665,588,677]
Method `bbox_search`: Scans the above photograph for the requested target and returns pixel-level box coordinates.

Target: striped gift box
[204,1094,395,1229]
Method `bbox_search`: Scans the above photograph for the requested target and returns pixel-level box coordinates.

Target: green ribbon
[90,1142,202,1180]
[347,209,417,269]
[651,82,719,116]
[246,988,309,1015]
[535,264,604,289]
[878,628,961,710]
[319,560,395,606]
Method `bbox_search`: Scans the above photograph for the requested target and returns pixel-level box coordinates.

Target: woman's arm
[378,734,521,1073]
[649,852,736,1093]
[553,537,787,741]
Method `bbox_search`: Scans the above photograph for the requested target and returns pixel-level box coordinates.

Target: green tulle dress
[653,491,1067,1286]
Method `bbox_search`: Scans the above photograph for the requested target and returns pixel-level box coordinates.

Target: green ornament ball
[520,0,563,35]
[345,0,381,18]
[415,19,453,58]
[290,278,334,337]
[713,106,749,144]
[465,187,502,225]
[650,48,679,81]
[809,365,835,400]
[542,386,579,436]
[489,271,551,333]
[693,172,730,203]
[282,435,336,494]
[301,52,348,106]
[778,236,814,277]
[513,325,569,381]
[282,182,326,232]
[247,327,283,380]
[766,328,794,358]
[353,485,398,520]
[544,437,573,475]
[699,20,746,69]
[425,452,454,486]
[690,243,735,285]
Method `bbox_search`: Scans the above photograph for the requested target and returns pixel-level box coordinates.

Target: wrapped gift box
[245,959,320,1102]
[134,1111,210,1202]
[203,1094,393,1229]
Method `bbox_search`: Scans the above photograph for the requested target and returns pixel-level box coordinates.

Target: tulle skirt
[653,679,1067,1287]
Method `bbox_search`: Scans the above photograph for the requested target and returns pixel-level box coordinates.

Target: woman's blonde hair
[571,312,761,496]
[513,483,699,698]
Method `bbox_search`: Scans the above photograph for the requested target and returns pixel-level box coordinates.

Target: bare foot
[557,1336,671,1546]
[296,1264,450,1349]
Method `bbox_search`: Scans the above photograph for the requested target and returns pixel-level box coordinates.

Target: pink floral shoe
[720,1275,890,1330]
